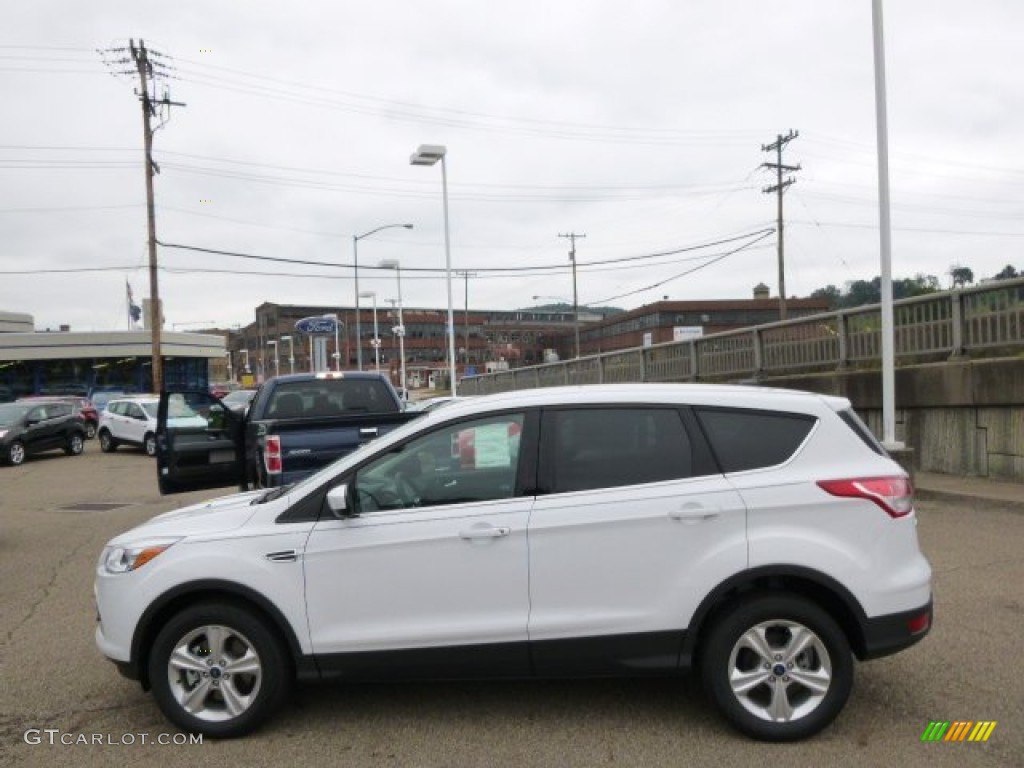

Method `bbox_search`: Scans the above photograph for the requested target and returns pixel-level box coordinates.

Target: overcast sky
[2,0,1021,332]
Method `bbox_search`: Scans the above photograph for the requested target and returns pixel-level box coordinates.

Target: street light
[378,259,406,395]
[353,223,413,371]
[359,290,381,373]
[171,320,215,330]
[410,144,456,396]
[280,334,294,374]
[267,340,279,377]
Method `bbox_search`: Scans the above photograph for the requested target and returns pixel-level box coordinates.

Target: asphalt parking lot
[0,441,1021,767]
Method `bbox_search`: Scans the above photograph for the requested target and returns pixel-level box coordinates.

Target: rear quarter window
[695,407,816,473]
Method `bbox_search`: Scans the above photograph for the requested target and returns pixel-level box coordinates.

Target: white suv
[98,396,161,456]
[95,384,932,741]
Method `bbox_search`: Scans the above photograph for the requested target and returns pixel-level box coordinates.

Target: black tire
[64,433,85,456]
[144,432,157,457]
[148,602,292,738]
[700,594,853,742]
[98,429,118,453]
[85,421,97,440]
[7,440,27,466]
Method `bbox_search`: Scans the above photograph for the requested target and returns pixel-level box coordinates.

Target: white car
[98,396,206,457]
[95,383,932,741]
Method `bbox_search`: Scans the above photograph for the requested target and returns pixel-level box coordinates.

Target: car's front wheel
[7,440,26,466]
[144,432,157,457]
[700,594,853,742]
[84,421,97,439]
[65,433,85,456]
[148,602,292,738]
[98,430,118,453]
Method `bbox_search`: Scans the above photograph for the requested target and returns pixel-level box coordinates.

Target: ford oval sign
[295,316,340,334]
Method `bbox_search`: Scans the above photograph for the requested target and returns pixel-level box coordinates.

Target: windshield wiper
[254,483,294,504]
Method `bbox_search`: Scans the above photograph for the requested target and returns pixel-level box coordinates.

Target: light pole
[353,223,413,371]
[379,259,406,395]
[267,340,279,377]
[281,334,294,374]
[325,313,341,371]
[410,144,457,396]
[240,349,250,375]
[359,290,381,373]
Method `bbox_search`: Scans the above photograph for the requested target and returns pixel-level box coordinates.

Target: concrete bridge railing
[461,277,1024,395]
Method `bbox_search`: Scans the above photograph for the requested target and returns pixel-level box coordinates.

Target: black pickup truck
[155,372,419,494]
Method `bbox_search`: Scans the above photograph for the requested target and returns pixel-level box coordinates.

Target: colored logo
[921,721,997,742]
[295,316,340,334]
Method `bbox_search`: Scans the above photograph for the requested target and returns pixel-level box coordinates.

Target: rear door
[527,405,748,674]
[156,391,246,494]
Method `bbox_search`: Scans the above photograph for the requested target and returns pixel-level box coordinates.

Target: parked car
[0,401,86,465]
[95,383,932,741]
[98,395,207,456]
[18,395,99,439]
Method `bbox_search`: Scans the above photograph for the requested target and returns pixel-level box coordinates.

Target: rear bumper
[859,598,933,660]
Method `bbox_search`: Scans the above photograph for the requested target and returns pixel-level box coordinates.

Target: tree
[950,266,974,288]
[994,265,1019,280]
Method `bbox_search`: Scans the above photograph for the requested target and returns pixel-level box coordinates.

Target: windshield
[223,390,255,405]
[271,409,432,499]
[0,403,32,425]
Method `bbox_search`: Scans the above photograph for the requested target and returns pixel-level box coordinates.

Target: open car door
[156,391,246,494]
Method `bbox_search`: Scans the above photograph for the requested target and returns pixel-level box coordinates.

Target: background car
[99,395,208,456]
[0,401,86,466]
[18,395,99,439]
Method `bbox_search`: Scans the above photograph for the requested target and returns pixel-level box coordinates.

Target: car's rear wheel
[144,432,157,457]
[700,594,853,742]
[148,602,292,738]
[65,433,85,456]
[7,440,26,466]
[98,430,118,453]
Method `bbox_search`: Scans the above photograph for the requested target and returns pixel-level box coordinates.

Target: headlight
[101,537,182,574]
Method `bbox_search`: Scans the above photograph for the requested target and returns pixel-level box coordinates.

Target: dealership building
[0,310,226,403]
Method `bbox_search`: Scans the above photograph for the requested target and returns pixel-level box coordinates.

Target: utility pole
[558,232,586,358]
[761,130,800,321]
[101,40,186,391]
[456,271,478,364]
[107,39,184,392]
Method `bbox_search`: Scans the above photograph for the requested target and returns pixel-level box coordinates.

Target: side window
[695,407,816,473]
[109,402,123,417]
[353,413,525,513]
[545,408,694,494]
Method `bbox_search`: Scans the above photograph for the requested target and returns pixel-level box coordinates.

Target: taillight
[264,435,282,475]
[816,476,914,518]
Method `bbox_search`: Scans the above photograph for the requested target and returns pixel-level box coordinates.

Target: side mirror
[326,484,355,519]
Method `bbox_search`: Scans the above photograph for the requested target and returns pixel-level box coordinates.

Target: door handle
[669,505,720,523]
[459,526,511,540]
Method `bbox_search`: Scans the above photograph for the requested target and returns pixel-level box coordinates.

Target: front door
[303,411,535,678]
[156,391,246,494]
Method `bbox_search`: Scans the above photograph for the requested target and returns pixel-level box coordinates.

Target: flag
[127,282,142,325]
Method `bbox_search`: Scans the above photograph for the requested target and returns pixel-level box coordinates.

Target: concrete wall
[763,358,1024,481]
